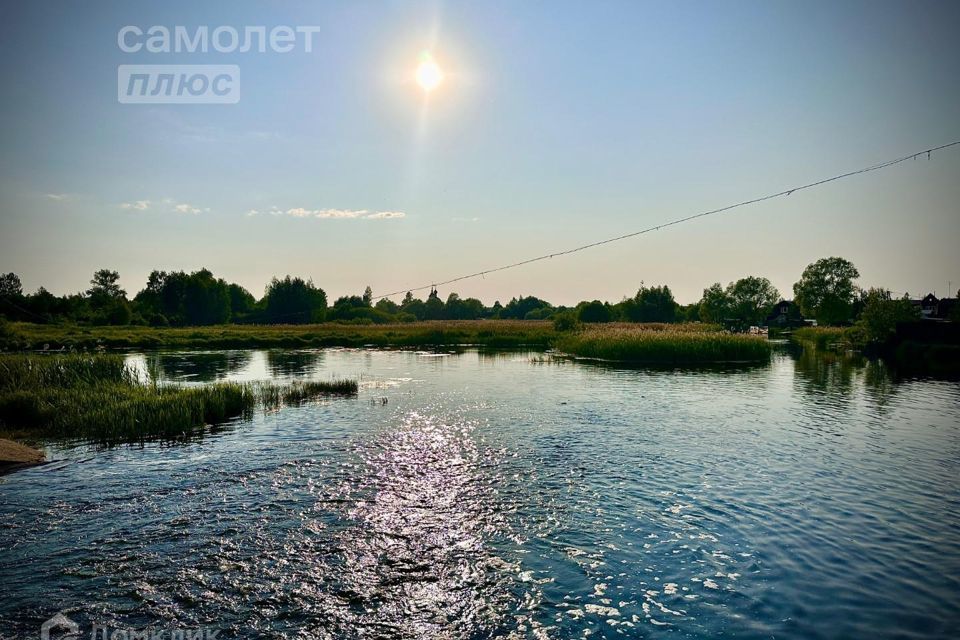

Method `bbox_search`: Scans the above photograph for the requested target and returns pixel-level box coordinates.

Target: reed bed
[256,379,359,409]
[556,325,771,363]
[2,320,558,351]
[790,326,850,351]
[0,354,358,444]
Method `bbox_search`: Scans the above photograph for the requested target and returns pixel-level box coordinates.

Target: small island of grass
[0,353,357,445]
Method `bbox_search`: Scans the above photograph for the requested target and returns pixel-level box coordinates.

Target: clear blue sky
[1,0,958,305]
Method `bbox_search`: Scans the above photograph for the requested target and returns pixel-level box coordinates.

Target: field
[0,320,558,351]
[556,323,771,363]
[0,353,357,444]
[0,320,777,364]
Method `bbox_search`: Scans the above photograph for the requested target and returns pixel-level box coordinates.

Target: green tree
[0,273,23,297]
[698,283,731,324]
[228,283,256,316]
[621,284,677,322]
[855,288,920,343]
[500,296,552,319]
[577,300,612,323]
[182,269,231,325]
[87,269,126,310]
[264,276,327,324]
[793,257,860,325]
[374,298,400,315]
[728,276,780,326]
[363,286,373,306]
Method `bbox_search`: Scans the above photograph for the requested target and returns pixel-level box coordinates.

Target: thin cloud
[45,193,72,201]
[120,199,209,214]
[267,207,406,220]
[173,203,209,215]
[367,211,406,220]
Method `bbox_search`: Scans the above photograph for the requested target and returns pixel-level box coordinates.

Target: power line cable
[374,140,960,301]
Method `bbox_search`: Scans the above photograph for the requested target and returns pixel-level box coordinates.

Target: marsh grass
[0,354,357,444]
[256,379,358,409]
[791,326,850,351]
[2,320,558,351]
[557,324,771,363]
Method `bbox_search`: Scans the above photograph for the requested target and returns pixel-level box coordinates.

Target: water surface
[1,348,958,639]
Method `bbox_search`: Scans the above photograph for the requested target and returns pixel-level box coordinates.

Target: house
[764,300,805,328]
[920,293,939,318]
[910,294,958,320]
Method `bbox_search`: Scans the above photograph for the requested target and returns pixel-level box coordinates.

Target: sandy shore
[0,438,45,474]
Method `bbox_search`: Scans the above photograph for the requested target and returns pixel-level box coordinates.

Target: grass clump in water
[257,379,359,409]
[791,326,849,351]
[556,324,771,364]
[0,354,357,444]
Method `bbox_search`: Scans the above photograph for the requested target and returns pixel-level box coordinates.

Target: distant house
[911,294,958,320]
[764,300,805,328]
[920,293,939,319]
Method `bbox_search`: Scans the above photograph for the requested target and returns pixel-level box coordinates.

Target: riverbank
[790,324,960,375]
[1,320,558,351]
[0,438,44,475]
[0,320,780,364]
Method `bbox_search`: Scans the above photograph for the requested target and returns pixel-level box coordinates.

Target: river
[1,347,958,639]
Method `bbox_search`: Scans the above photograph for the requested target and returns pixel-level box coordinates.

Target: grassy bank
[556,324,771,364]
[0,354,357,444]
[1,320,775,364]
[790,326,850,351]
[1,320,557,351]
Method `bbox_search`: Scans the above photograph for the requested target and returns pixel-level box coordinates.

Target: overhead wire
[374,140,960,300]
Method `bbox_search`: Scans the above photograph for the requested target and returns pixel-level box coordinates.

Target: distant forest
[0,257,939,330]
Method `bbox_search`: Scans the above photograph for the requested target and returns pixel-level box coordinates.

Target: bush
[552,312,580,332]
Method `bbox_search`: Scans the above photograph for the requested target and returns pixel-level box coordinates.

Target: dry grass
[556,324,771,363]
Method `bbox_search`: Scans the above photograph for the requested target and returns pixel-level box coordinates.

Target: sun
[415,52,443,92]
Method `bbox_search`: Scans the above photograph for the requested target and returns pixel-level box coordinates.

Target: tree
[793,257,860,325]
[727,276,780,326]
[263,276,327,324]
[228,283,256,316]
[577,300,612,323]
[182,269,231,325]
[855,288,920,344]
[621,284,677,322]
[88,269,125,302]
[0,273,23,297]
[500,296,552,320]
[374,298,400,315]
[698,283,731,324]
[363,286,373,306]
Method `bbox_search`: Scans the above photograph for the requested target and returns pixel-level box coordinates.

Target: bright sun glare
[416,52,443,92]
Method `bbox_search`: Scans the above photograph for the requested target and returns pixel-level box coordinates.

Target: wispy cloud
[451,216,480,223]
[173,203,209,215]
[45,193,72,201]
[120,200,151,211]
[263,207,406,220]
[120,199,209,214]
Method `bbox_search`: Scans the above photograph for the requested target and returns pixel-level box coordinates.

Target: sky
[1,0,958,305]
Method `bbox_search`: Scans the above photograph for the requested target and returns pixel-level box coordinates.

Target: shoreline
[0,438,45,475]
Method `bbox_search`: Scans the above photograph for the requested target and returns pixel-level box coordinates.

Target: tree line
[0,257,941,331]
